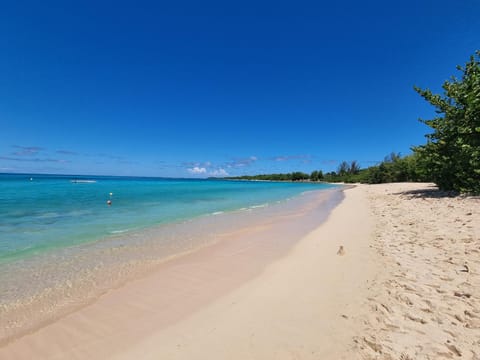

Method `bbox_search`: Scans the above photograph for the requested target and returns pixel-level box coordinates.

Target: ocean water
[0,173,341,342]
[0,173,336,264]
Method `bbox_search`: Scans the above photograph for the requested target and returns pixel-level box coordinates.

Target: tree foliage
[337,161,349,176]
[413,51,480,194]
[363,153,427,184]
[349,160,360,175]
[223,154,428,184]
[225,172,309,181]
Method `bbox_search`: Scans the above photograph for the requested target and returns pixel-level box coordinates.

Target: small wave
[211,211,224,216]
[250,203,268,209]
[70,180,97,184]
[110,229,130,234]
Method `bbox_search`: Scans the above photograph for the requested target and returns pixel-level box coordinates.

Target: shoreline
[3,182,476,359]
[0,187,344,351]
[0,174,339,262]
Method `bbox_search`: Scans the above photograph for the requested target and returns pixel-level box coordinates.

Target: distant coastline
[209,177,328,184]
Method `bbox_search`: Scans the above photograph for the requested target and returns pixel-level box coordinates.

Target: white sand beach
[350,183,480,359]
[1,183,479,359]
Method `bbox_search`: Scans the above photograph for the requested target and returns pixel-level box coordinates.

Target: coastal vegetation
[412,51,480,194]
[225,51,480,194]
[224,153,426,184]
[225,172,310,182]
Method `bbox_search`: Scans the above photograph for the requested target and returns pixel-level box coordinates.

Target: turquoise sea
[0,173,341,341]
[0,173,336,264]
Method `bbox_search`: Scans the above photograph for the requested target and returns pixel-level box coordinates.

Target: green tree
[348,160,360,174]
[413,51,480,194]
[310,170,319,181]
[291,171,309,181]
[337,161,349,176]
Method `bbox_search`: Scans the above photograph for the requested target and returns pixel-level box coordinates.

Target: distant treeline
[326,153,429,183]
[224,152,428,184]
[226,51,480,194]
[225,172,310,182]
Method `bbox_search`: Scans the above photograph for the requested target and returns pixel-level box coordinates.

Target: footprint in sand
[406,313,428,324]
[445,343,462,357]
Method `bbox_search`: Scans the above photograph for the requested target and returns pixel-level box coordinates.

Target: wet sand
[0,188,340,345]
[1,187,362,359]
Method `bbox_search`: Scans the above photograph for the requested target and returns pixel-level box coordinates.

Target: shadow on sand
[394,184,459,199]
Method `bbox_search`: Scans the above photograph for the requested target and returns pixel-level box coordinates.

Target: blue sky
[1,0,479,177]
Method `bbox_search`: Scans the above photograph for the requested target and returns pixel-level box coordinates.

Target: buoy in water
[107,200,112,205]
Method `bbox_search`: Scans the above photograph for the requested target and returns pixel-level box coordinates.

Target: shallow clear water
[0,173,343,343]
[0,173,336,264]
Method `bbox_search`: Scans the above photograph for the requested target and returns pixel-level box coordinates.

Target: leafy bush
[413,51,480,194]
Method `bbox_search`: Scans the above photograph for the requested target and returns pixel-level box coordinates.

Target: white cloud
[188,166,207,174]
[185,156,255,175]
[225,156,258,168]
[272,154,311,162]
[183,161,211,168]
[209,168,229,177]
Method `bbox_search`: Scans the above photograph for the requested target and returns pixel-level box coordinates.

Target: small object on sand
[454,291,472,298]
[337,245,345,256]
[460,264,470,273]
[107,200,112,205]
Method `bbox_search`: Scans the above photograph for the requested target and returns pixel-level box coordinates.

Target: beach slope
[0,186,374,359]
[113,185,375,360]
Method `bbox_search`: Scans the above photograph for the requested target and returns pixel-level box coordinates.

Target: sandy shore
[1,183,478,359]
[350,183,480,359]
[0,185,373,359]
